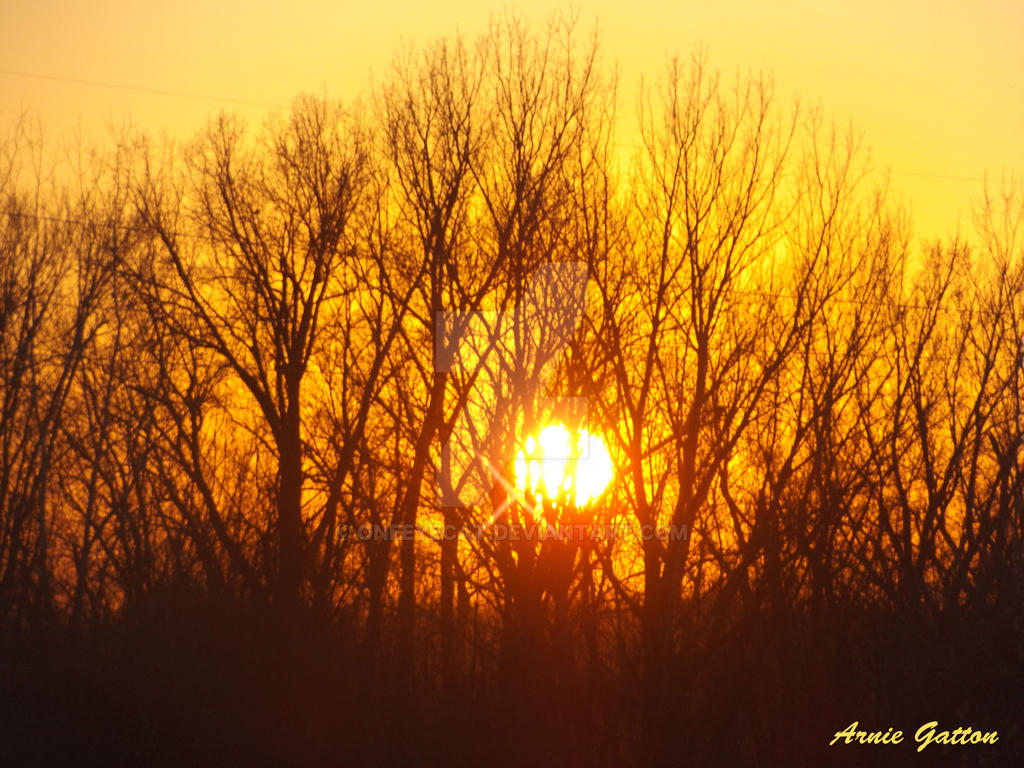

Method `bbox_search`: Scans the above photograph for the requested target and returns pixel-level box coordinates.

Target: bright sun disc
[513,423,612,510]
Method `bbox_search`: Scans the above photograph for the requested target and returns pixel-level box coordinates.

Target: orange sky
[2,0,1021,238]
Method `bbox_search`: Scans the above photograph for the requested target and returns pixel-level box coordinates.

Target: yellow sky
[1,0,1021,238]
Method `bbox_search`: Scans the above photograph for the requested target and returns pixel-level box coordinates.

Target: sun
[513,422,613,511]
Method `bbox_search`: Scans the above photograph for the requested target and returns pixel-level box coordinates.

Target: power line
[874,169,987,184]
[609,141,991,185]
[0,208,999,319]
[0,67,280,110]
[1,67,1008,186]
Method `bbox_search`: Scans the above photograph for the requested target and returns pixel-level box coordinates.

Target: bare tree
[135,96,370,625]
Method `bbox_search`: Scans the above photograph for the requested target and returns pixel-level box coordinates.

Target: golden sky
[2,0,1021,238]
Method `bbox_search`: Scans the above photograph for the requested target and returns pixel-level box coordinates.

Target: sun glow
[513,423,613,510]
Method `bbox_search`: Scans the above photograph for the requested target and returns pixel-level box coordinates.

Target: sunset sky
[2,0,1021,238]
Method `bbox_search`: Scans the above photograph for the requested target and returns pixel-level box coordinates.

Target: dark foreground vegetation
[2,15,1022,767]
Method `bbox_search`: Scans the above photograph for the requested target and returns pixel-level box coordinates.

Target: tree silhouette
[1,18,1022,767]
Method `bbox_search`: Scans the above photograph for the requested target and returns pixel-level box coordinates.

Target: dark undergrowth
[3,594,1021,767]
